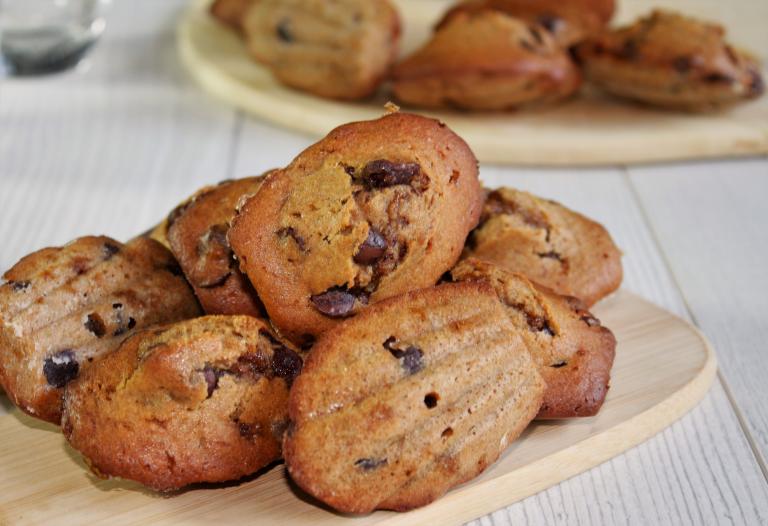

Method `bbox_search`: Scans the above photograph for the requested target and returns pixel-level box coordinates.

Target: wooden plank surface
[0,292,716,525]
[1,0,767,524]
[628,159,768,471]
[178,0,768,166]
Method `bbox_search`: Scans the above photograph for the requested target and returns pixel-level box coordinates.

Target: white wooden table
[1,2,767,524]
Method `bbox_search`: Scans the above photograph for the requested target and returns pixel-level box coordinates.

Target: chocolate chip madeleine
[284,282,544,513]
[575,9,765,110]
[451,258,616,418]
[393,10,581,111]
[0,236,201,423]
[63,315,303,491]
[167,176,266,317]
[437,0,615,47]
[464,187,622,307]
[229,112,483,345]
[242,0,400,100]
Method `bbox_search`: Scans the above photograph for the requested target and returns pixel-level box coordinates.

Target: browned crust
[0,236,201,424]
[62,315,302,491]
[575,9,765,110]
[392,11,581,110]
[209,0,253,34]
[229,112,483,344]
[166,176,267,317]
[436,0,615,46]
[285,282,544,513]
[451,258,616,419]
[465,187,623,307]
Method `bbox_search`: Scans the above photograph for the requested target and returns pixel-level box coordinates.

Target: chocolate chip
[84,313,106,338]
[310,287,357,317]
[231,352,271,379]
[361,160,420,189]
[551,361,568,368]
[424,392,439,408]
[527,314,555,336]
[43,350,79,388]
[672,56,691,73]
[343,165,356,176]
[127,317,136,329]
[203,365,220,398]
[271,346,303,385]
[383,337,424,375]
[354,457,387,471]
[276,19,293,43]
[354,229,387,265]
[112,303,123,309]
[536,14,561,33]
[580,314,601,327]
[703,73,733,84]
[276,226,306,252]
[194,223,233,288]
[102,242,120,260]
[749,70,765,96]
[9,280,30,292]
[618,39,639,60]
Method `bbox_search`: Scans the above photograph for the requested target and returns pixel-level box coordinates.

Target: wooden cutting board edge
[176,0,768,167]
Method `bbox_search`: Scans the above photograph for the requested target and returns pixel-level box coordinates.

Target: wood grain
[0,292,715,525]
[628,158,768,472]
[177,0,768,166]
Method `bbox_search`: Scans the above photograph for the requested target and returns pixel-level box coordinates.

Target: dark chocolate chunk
[353,228,387,265]
[526,314,555,336]
[536,14,561,33]
[383,337,424,375]
[618,39,639,60]
[202,365,220,398]
[276,226,306,252]
[354,457,387,471]
[550,361,568,368]
[703,72,733,84]
[271,346,303,385]
[672,56,691,73]
[112,302,123,309]
[232,351,271,379]
[361,160,421,188]
[343,165,356,176]
[102,242,120,260]
[310,287,357,317]
[127,317,136,329]
[195,223,233,288]
[238,422,260,439]
[84,313,106,338]
[580,314,601,327]
[276,19,293,43]
[9,280,30,292]
[43,350,79,388]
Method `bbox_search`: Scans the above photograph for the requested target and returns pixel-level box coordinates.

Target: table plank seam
[621,169,768,484]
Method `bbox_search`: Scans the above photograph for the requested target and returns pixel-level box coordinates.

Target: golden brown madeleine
[438,0,615,47]
[284,283,544,513]
[242,0,400,100]
[166,176,266,317]
[0,236,200,423]
[451,258,616,418]
[210,0,254,33]
[575,9,765,110]
[229,112,483,345]
[464,187,622,307]
[392,10,581,111]
[63,315,303,492]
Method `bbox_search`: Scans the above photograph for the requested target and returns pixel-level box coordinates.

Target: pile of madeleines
[0,112,623,514]
[209,0,765,111]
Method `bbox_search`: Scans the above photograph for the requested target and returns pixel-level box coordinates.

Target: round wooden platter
[177,0,768,166]
[0,290,716,525]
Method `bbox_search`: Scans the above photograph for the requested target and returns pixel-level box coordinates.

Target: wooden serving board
[177,0,768,166]
[0,290,716,526]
